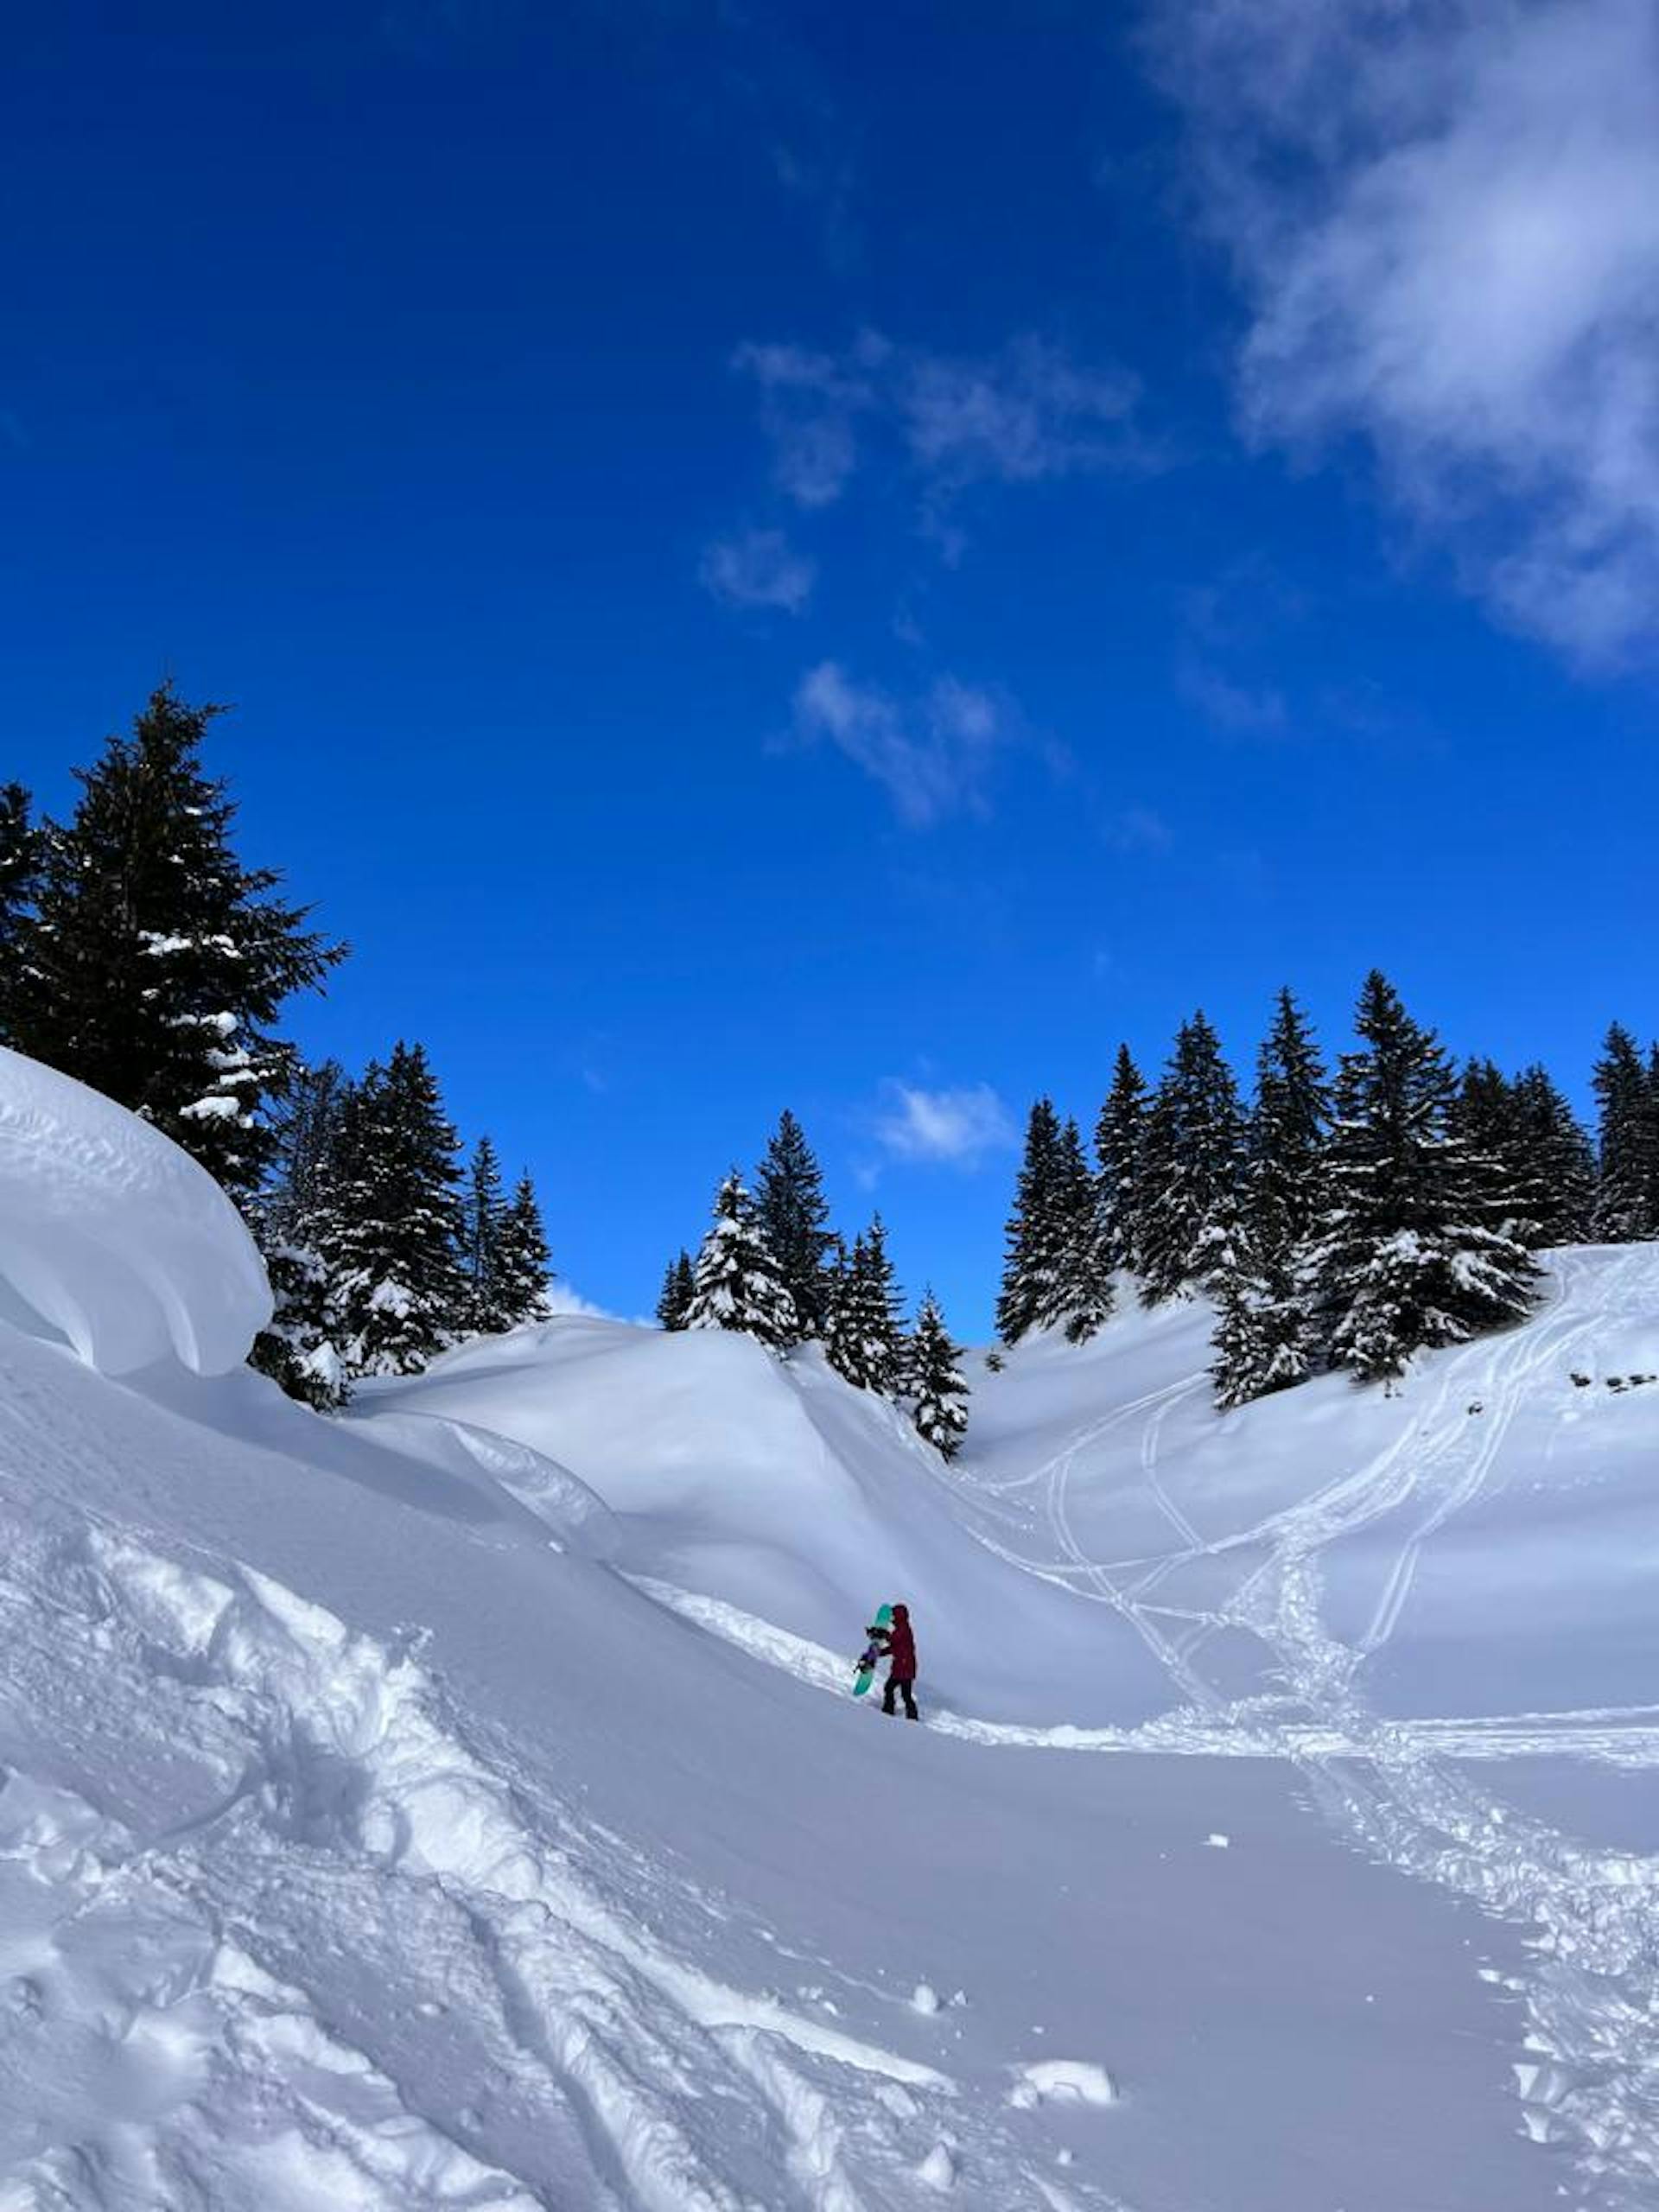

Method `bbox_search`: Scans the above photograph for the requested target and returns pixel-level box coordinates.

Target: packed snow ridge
[3,1046,1659,2210]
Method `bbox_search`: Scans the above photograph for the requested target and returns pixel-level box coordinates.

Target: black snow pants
[882,1675,918,1719]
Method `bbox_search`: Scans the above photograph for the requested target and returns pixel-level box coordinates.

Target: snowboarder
[873,1602,918,1720]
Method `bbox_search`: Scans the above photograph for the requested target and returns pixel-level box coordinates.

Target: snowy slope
[3,1052,1658,2209]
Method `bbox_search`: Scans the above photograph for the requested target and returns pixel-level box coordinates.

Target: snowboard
[852,1604,892,1697]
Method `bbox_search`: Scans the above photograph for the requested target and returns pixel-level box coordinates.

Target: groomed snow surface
[3,1052,1659,2209]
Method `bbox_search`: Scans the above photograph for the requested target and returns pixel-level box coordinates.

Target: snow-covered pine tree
[907,1289,969,1458]
[657,1249,696,1330]
[324,1042,468,1376]
[247,1058,353,1409]
[822,1235,861,1382]
[1592,1024,1659,1241]
[251,1243,349,1411]
[754,1109,835,1342]
[1307,972,1537,1384]
[0,782,41,1046]
[1094,1043,1148,1276]
[1511,1065,1595,1249]
[7,685,344,1201]
[1206,1191,1291,1412]
[460,1136,513,1335]
[1137,1013,1245,1306]
[684,1172,798,1350]
[1055,1115,1114,1342]
[1215,988,1330,1402]
[847,1216,906,1394]
[996,1099,1064,1343]
[495,1172,553,1325]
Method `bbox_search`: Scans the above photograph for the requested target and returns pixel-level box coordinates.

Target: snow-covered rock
[0,1045,270,1374]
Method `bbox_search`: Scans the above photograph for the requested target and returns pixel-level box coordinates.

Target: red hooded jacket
[883,1604,916,1680]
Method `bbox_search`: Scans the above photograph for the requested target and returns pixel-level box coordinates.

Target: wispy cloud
[731,340,875,509]
[698,527,817,613]
[871,1081,1018,1168]
[1177,662,1288,738]
[1147,0,1659,664]
[1104,805,1174,854]
[733,328,1151,535]
[790,661,1006,826]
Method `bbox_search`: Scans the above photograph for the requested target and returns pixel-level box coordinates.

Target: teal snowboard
[853,1604,892,1697]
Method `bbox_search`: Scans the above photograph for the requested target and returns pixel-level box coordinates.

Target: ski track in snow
[645,1255,1659,2210]
[0,1495,1124,2212]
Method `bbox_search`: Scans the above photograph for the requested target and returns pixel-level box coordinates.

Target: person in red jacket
[874,1602,918,1720]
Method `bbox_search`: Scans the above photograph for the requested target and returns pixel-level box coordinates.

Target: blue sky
[7,1,1657,1334]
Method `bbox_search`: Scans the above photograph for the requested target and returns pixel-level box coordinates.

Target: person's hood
[891,1604,909,1624]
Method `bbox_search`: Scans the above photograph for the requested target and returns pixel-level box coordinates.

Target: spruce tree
[1055,1115,1114,1342]
[753,1110,835,1342]
[248,1057,352,1408]
[1511,1065,1595,1249]
[997,1099,1062,1344]
[495,1172,553,1325]
[325,1042,467,1376]
[908,1290,969,1458]
[250,1243,349,1412]
[1215,989,1329,1403]
[1307,972,1536,1383]
[851,1215,906,1394]
[657,1249,696,1330]
[684,1172,798,1350]
[0,782,41,1046]
[1592,1025,1659,1241]
[1095,1044,1148,1275]
[822,1235,861,1382]
[461,1136,513,1335]
[1138,1013,1245,1306]
[8,684,344,1199]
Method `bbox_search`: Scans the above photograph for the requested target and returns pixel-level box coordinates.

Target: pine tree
[460,1136,513,1335]
[657,1249,696,1331]
[325,1042,467,1376]
[250,1242,349,1411]
[851,1215,906,1393]
[753,1110,835,1342]
[1095,1044,1148,1275]
[997,1099,1064,1344]
[1214,989,1330,1404]
[495,1173,553,1325]
[7,686,344,1199]
[0,782,41,1046]
[684,1172,798,1350]
[1307,972,1536,1383]
[999,1101,1115,1344]
[908,1290,969,1457]
[1511,1065,1595,1249]
[822,1235,861,1382]
[247,1058,352,1408]
[1055,1115,1114,1342]
[1138,1013,1245,1306]
[1592,1025,1659,1241]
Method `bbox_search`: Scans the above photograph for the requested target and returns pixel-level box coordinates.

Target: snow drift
[0,1045,270,1375]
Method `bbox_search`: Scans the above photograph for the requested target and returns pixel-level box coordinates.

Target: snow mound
[0,1046,270,1375]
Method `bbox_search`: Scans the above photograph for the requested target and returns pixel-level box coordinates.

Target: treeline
[658,1114,970,1459]
[0,685,551,1409]
[251,1051,551,1408]
[996,973,1659,1402]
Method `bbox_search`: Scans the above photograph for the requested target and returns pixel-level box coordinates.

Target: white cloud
[1177,662,1288,737]
[872,1082,1018,1168]
[1104,804,1174,854]
[791,660,1005,826]
[1148,0,1659,663]
[698,527,817,613]
[733,328,1147,524]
